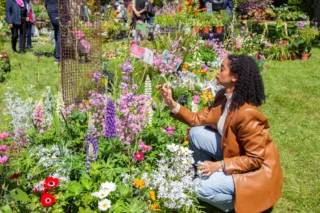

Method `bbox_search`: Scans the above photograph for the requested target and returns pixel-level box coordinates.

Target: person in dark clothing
[5,0,29,54]
[146,0,154,25]
[224,0,233,18]
[132,0,148,28]
[45,0,60,63]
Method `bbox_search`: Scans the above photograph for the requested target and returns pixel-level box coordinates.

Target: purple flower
[139,141,152,152]
[93,72,101,83]
[0,145,7,151]
[0,156,8,163]
[165,126,175,135]
[104,99,117,139]
[85,125,98,173]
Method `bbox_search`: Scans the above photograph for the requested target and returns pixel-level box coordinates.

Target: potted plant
[298,26,319,60]
[214,20,224,34]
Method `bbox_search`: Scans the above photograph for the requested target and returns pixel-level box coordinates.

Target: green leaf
[66,181,83,196]
[1,204,12,213]
[80,176,92,191]
[9,188,30,202]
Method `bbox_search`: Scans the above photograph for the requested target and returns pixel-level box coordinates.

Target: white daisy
[101,182,116,192]
[91,189,110,199]
[98,199,111,211]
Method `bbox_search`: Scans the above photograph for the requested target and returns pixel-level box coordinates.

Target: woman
[156,55,283,213]
[25,0,35,49]
[5,0,29,54]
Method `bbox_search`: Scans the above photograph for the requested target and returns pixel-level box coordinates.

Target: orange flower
[134,179,145,188]
[182,63,188,71]
[149,190,156,201]
[177,5,183,12]
[151,203,160,211]
[201,8,207,11]
[200,70,206,74]
[193,9,198,13]
[197,3,200,7]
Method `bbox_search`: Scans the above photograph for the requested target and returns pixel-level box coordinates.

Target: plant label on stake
[206,3,212,14]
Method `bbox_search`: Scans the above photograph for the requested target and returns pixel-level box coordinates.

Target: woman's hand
[198,161,222,176]
[156,84,177,110]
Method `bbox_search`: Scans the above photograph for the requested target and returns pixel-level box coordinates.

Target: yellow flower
[134,179,145,188]
[149,190,156,201]
[84,100,90,106]
[183,141,189,146]
[151,203,160,211]
[4,117,10,121]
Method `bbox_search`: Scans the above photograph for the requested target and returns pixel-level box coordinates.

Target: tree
[314,0,320,22]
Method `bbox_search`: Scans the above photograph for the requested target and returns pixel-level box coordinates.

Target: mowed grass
[260,48,320,213]
[0,37,320,212]
[0,40,60,130]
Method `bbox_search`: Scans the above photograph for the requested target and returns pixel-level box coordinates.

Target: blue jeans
[26,22,33,48]
[189,126,235,212]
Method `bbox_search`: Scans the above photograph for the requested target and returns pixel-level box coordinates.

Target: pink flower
[0,132,9,140]
[0,145,7,151]
[134,152,144,161]
[192,96,200,104]
[39,129,44,134]
[0,156,8,163]
[139,141,152,152]
[165,126,175,135]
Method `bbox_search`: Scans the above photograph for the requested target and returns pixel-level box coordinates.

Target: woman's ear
[231,74,238,83]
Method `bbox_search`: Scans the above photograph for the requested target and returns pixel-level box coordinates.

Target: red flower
[236,47,241,51]
[86,72,93,77]
[257,54,262,60]
[40,189,48,195]
[9,173,21,179]
[250,34,253,38]
[185,136,189,141]
[41,193,56,207]
[187,129,190,134]
[43,177,59,189]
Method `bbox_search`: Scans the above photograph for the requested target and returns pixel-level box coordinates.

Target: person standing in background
[25,0,35,49]
[146,0,154,25]
[224,0,233,18]
[45,0,60,63]
[5,0,29,54]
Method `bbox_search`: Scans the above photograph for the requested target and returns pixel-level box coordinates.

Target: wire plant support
[59,0,102,105]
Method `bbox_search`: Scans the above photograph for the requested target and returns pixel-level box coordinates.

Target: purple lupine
[85,125,98,173]
[104,99,117,139]
[93,71,101,83]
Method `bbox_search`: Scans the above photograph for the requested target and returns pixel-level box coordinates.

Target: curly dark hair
[227,54,265,109]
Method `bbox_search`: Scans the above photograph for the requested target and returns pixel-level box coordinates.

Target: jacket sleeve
[5,0,12,24]
[171,89,225,127]
[223,108,267,174]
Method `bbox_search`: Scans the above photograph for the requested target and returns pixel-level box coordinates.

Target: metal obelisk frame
[59,0,102,105]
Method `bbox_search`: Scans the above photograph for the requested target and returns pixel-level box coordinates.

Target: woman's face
[216,58,238,88]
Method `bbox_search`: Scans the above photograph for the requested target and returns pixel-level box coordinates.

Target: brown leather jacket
[172,89,283,213]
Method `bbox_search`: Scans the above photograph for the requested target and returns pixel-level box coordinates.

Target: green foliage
[298,26,319,53]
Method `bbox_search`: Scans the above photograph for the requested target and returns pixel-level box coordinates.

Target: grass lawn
[0,38,319,212]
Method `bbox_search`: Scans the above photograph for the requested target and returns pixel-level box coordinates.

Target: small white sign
[206,3,212,13]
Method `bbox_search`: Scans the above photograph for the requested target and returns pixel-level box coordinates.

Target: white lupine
[55,91,65,119]
[144,75,153,126]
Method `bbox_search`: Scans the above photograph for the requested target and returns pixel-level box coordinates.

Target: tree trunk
[314,0,320,22]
